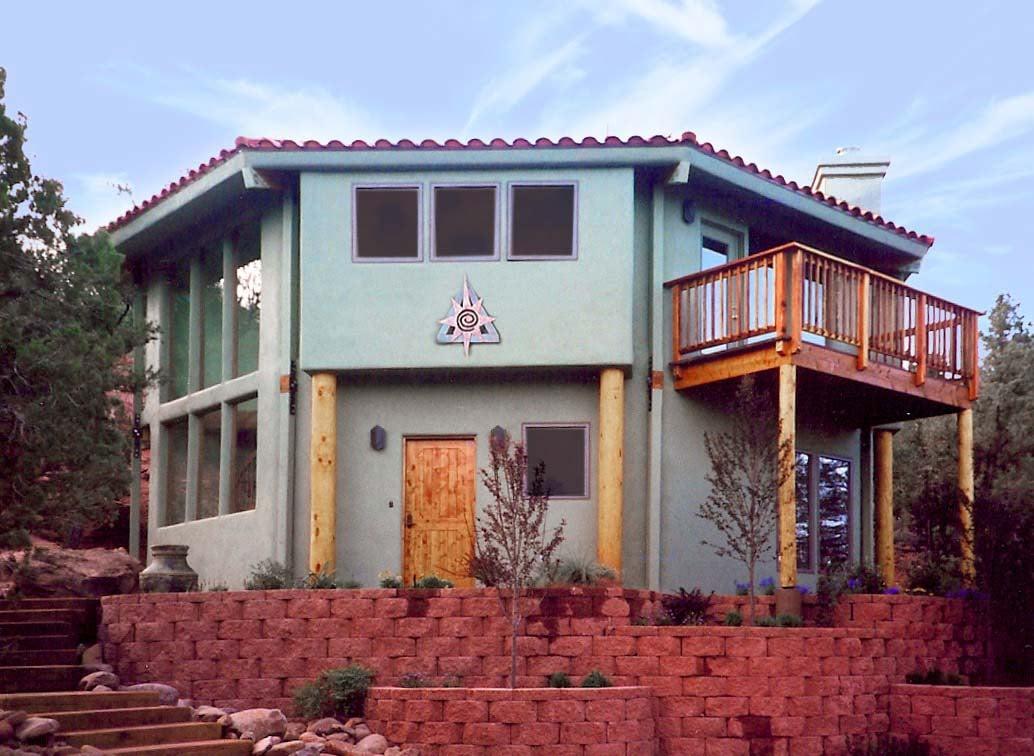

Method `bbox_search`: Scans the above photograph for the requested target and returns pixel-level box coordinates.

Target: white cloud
[69,172,136,232]
[595,0,734,48]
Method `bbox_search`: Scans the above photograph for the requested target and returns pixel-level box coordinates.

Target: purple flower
[759,577,775,588]
[883,586,901,595]
[847,578,860,591]
[797,585,810,595]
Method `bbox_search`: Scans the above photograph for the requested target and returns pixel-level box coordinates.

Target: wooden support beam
[958,408,975,584]
[788,250,803,354]
[597,368,625,575]
[309,372,338,574]
[915,293,927,386]
[777,363,797,588]
[857,273,870,370]
[874,429,895,586]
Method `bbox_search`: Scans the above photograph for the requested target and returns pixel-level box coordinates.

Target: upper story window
[509,183,577,259]
[433,185,498,260]
[354,186,421,261]
[524,423,590,498]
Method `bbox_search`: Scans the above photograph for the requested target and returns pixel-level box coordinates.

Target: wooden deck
[666,243,980,416]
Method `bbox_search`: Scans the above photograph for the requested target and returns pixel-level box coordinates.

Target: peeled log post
[597,368,625,576]
[310,373,338,574]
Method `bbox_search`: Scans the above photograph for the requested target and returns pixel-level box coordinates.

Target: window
[700,220,744,271]
[232,397,258,513]
[167,260,190,400]
[795,452,851,571]
[164,418,189,526]
[235,228,261,376]
[200,249,223,389]
[354,186,420,260]
[433,185,497,259]
[196,407,221,520]
[509,184,576,259]
[523,424,589,498]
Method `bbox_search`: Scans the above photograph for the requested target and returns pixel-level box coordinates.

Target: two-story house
[109,134,979,593]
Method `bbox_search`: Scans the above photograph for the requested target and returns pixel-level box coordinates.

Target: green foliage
[906,554,961,597]
[412,574,454,589]
[204,583,229,592]
[378,571,403,589]
[292,665,374,719]
[543,555,616,586]
[339,579,362,589]
[724,611,743,626]
[661,587,713,626]
[904,668,963,686]
[847,734,933,756]
[0,68,156,543]
[244,559,292,590]
[580,670,612,688]
[398,673,429,688]
[755,614,801,627]
[300,568,340,590]
[814,563,885,627]
[547,671,572,688]
[440,676,462,688]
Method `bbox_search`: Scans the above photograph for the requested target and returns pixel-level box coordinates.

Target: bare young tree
[476,431,565,688]
[698,376,792,624]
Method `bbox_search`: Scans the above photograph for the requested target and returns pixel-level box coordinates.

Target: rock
[177,699,193,709]
[14,717,58,741]
[120,683,180,706]
[267,742,306,756]
[0,546,140,597]
[91,685,113,693]
[226,709,287,742]
[81,662,114,675]
[0,721,11,742]
[81,747,105,755]
[0,712,26,727]
[81,643,103,667]
[298,732,324,744]
[306,717,346,736]
[355,734,388,754]
[322,742,359,756]
[352,724,372,741]
[194,705,227,723]
[252,735,281,755]
[343,718,364,729]
[283,722,306,741]
[79,671,119,691]
[327,732,355,744]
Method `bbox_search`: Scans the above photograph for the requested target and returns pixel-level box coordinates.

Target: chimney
[811,147,891,214]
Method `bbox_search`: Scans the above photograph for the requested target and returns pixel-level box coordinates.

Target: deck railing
[665,243,980,398]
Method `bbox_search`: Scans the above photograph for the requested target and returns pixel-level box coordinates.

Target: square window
[167,259,191,400]
[196,407,221,520]
[510,184,576,258]
[200,249,223,389]
[232,397,258,513]
[163,418,189,526]
[354,187,420,260]
[235,226,262,377]
[524,424,589,498]
[433,186,497,259]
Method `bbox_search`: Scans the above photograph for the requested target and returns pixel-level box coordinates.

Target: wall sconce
[370,425,387,451]
[490,425,509,448]
[682,199,695,224]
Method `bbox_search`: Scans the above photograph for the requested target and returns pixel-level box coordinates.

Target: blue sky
[5,0,1033,319]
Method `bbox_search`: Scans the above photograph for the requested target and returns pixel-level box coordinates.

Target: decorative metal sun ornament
[436,276,500,356]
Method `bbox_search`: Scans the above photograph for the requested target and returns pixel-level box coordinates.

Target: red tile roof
[106,132,933,245]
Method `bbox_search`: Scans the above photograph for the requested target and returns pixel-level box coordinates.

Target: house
[109,134,979,593]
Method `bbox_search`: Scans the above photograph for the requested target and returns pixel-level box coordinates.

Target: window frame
[521,421,591,500]
[351,183,424,263]
[793,449,853,572]
[430,182,501,262]
[506,181,579,261]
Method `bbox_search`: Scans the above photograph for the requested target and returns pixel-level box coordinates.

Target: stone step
[62,721,224,749]
[0,620,76,639]
[0,598,99,611]
[0,647,79,666]
[0,664,86,693]
[41,705,192,731]
[102,739,254,756]
[0,633,78,650]
[0,690,161,713]
[0,608,88,625]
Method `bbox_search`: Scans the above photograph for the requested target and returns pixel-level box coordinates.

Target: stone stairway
[0,598,250,755]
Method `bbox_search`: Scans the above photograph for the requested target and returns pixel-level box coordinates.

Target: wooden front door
[403,438,476,587]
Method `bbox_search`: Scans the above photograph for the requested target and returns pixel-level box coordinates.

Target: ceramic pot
[139,544,199,593]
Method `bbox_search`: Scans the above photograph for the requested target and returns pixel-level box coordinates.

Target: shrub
[547,672,572,688]
[847,734,932,755]
[412,574,454,589]
[724,611,743,626]
[581,670,612,688]
[300,568,339,590]
[907,554,961,597]
[245,559,291,590]
[204,582,229,592]
[759,576,776,596]
[904,669,963,686]
[661,587,713,626]
[378,571,403,589]
[734,581,749,596]
[775,613,803,627]
[441,676,462,688]
[815,562,885,626]
[545,556,616,586]
[293,665,374,719]
[398,673,429,688]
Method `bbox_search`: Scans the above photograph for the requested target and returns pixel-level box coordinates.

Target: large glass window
[167,261,191,400]
[433,186,497,259]
[795,452,852,570]
[795,452,812,571]
[200,249,223,389]
[354,187,420,260]
[524,424,589,498]
[196,407,221,519]
[232,397,258,513]
[235,228,261,376]
[509,184,576,259]
[164,418,189,525]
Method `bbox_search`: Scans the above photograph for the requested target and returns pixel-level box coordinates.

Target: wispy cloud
[596,0,734,48]
[69,172,135,232]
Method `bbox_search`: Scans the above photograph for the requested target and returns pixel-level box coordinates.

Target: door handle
[405,514,415,529]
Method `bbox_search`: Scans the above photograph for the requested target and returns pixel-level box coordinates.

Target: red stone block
[570,617,613,635]
[911,695,955,716]
[802,715,839,736]
[749,696,787,717]
[822,695,853,716]
[550,636,593,657]
[284,637,328,658]
[770,716,806,737]
[439,617,484,636]
[820,656,850,675]
[785,656,821,676]
[625,697,653,720]
[683,637,724,656]
[444,699,489,722]
[598,598,630,617]
[835,637,863,656]
[217,619,262,640]
[200,600,241,621]
[705,696,749,717]
[425,597,463,617]
[585,744,625,756]
[682,717,726,737]
[306,617,348,637]
[896,713,932,735]
[488,701,537,724]
[463,722,511,746]
[725,636,766,657]
[135,622,176,642]
[569,656,617,677]
[804,637,834,656]
[465,636,503,656]
[956,696,998,718]
[661,655,705,676]
[503,636,547,656]
[586,698,626,722]
[615,656,659,676]
[373,637,415,657]
[153,602,198,623]
[330,598,375,618]
[192,678,237,701]
[385,720,421,744]
[483,655,525,676]
[438,656,483,676]
[593,636,636,656]
[328,637,372,657]
[511,723,560,746]
[748,656,786,676]
[637,675,683,697]
[286,597,329,619]
[462,597,499,617]
[787,696,822,717]
[838,714,868,735]
[149,641,196,662]
[262,618,308,638]
[560,721,608,744]
[538,699,586,723]
[405,699,444,722]
[787,735,823,755]
[494,747,535,756]
[853,602,891,625]
[196,639,239,660]
[439,747,485,756]
[705,657,749,677]
[396,617,437,637]
[683,677,728,696]
[241,600,286,619]
[931,715,977,736]
[373,597,409,618]
[704,738,750,756]
[237,678,282,698]
[767,637,804,657]
[637,635,681,656]
[179,659,219,679]
[393,655,436,676]
[666,697,704,717]
[527,655,569,676]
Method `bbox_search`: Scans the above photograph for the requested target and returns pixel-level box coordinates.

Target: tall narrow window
[523,424,589,498]
[795,452,812,571]
[200,249,223,389]
[354,187,420,260]
[433,186,497,259]
[167,260,191,400]
[818,456,850,567]
[235,228,261,376]
[232,397,258,512]
[164,418,189,525]
[196,407,221,519]
[509,184,576,259]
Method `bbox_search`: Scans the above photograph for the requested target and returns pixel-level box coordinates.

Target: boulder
[81,644,103,667]
[283,722,306,741]
[0,721,11,742]
[252,735,281,755]
[355,734,388,754]
[0,712,26,727]
[298,732,324,744]
[194,705,227,723]
[79,671,119,691]
[14,717,58,741]
[352,723,372,741]
[0,547,140,598]
[120,683,179,706]
[91,684,113,693]
[306,717,346,736]
[267,742,307,756]
[323,742,360,756]
[226,709,288,741]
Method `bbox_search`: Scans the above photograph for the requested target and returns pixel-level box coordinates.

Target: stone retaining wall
[889,683,1034,755]
[365,686,656,755]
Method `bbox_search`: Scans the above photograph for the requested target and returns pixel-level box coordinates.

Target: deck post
[958,408,975,583]
[309,372,338,574]
[777,363,797,588]
[597,367,625,575]
[874,428,895,585]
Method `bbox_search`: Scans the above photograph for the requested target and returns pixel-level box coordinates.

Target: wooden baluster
[857,272,870,370]
[915,293,927,386]
[790,249,803,352]
[672,285,681,358]
[967,313,980,400]
[775,251,787,350]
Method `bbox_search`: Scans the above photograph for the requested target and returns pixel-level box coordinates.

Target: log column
[958,408,975,583]
[874,428,895,585]
[777,364,797,588]
[309,373,338,574]
[597,368,625,575]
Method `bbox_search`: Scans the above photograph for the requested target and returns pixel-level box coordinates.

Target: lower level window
[523,424,589,498]
[795,452,851,570]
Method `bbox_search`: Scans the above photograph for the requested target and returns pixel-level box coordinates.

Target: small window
[354,186,420,260]
[524,424,589,498]
[509,184,576,259]
[433,186,497,259]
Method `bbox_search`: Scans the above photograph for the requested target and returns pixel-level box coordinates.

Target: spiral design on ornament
[456,309,479,331]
